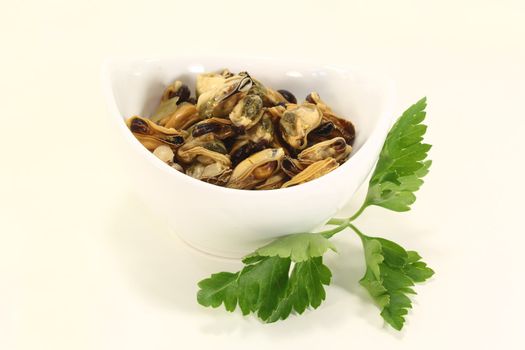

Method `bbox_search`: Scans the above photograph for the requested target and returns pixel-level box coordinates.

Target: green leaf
[359,235,434,330]
[196,272,239,311]
[268,257,332,322]
[365,97,431,212]
[244,233,337,263]
[197,255,332,322]
[237,257,291,319]
[197,256,291,320]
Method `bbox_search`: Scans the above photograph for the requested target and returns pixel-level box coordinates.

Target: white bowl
[101,56,396,258]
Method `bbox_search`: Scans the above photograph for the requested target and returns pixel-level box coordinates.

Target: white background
[1,0,524,349]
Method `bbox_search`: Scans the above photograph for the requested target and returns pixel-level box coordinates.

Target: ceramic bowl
[102,56,396,258]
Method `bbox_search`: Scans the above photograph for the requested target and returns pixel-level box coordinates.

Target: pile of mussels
[127,69,356,190]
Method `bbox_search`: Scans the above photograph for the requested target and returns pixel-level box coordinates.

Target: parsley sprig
[197,98,434,330]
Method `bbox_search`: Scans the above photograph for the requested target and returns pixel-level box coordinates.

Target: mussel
[281,155,304,178]
[277,89,297,104]
[282,157,339,188]
[298,137,352,165]
[127,116,186,150]
[152,145,174,163]
[230,140,268,167]
[150,97,179,124]
[229,114,274,165]
[255,171,289,190]
[152,145,184,172]
[306,92,356,145]
[186,161,232,186]
[162,102,203,130]
[197,73,253,118]
[177,134,231,165]
[127,70,356,190]
[279,103,323,149]
[161,80,191,104]
[227,148,285,189]
[196,72,226,97]
[229,94,264,130]
[191,117,235,139]
[248,77,288,106]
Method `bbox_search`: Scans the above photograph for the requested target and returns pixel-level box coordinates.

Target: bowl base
[172,230,246,260]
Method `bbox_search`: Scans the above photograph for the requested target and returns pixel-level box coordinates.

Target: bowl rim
[101,55,397,197]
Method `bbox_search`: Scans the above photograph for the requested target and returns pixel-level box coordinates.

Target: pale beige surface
[1,0,524,349]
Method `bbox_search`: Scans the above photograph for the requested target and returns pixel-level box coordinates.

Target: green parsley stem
[348,203,367,221]
[327,202,368,226]
[326,218,348,225]
[348,223,367,241]
[318,222,349,238]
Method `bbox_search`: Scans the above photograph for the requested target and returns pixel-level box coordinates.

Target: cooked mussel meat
[277,89,297,104]
[177,134,230,165]
[150,97,179,124]
[229,94,264,130]
[282,157,339,188]
[306,92,356,145]
[186,161,232,186]
[247,77,287,107]
[227,148,285,189]
[230,140,268,167]
[127,69,356,190]
[196,72,226,97]
[127,116,186,150]
[197,73,253,117]
[191,117,235,139]
[162,102,203,129]
[279,103,322,149]
[255,171,289,190]
[161,80,191,104]
[152,145,184,171]
[281,155,304,178]
[229,114,274,165]
[298,137,352,165]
